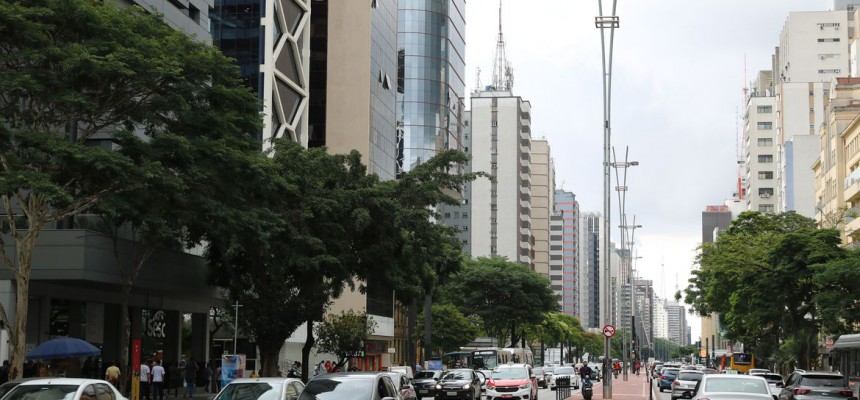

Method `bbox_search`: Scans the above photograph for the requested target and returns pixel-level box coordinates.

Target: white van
[389,366,414,379]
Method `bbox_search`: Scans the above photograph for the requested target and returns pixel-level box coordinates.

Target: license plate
[419,390,428,394]
[447,392,457,396]
[502,395,512,398]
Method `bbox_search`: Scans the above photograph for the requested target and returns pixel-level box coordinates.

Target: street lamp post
[596,0,620,396]
[611,147,638,381]
[232,301,243,354]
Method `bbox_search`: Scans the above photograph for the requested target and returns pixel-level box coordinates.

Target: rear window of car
[704,377,768,394]
[216,382,280,400]
[533,368,544,375]
[663,368,680,375]
[554,367,575,375]
[801,375,846,387]
[299,378,374,400]
[4,385,80,400]
[758,374,782,382]
[678,372,703,381]
[415,372,437,379]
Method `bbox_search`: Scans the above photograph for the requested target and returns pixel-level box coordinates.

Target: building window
[758,138,773,146]
[757,105,773,113]
[759,204,775,213]
[817,38,841,42]
[757,122,773,130]
[758,171,774,179]
[758,155,774,163]
[444,213,451,218]
[759,188,774,198]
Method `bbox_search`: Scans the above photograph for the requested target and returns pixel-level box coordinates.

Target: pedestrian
[0,360,10,384]
[215,363,222,392]
[184,358,197,398]
[324,361,332,373]
[140,360,152,400]
[152,360,166,400]
[168,362,182,399]
[105,362,121,390]
[202,363,211,393]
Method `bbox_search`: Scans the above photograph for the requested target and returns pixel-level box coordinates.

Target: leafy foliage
[417,304,481,357]
[315,310,377,369]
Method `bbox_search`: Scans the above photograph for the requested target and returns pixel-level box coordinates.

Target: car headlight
[462,384,471,390]
[518,383,530,389]
[435,384,442,390]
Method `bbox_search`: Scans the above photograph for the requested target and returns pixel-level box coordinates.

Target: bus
[470,347,535,370]
[720,352,755,374]
[830,333,860,395]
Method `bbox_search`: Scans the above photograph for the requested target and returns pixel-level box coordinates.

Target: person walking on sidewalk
[184,359,197,398]
[140,360,151,400]
[152,361,165,400]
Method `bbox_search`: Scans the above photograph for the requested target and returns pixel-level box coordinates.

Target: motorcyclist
[579,363,593,387]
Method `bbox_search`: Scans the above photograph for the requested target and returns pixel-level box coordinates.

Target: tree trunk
[510,324,516,348]
[407,299,417,370]
[301,319,314,383]
[259,343,280,377]
[120,285,132,392]
[423,295,431,363]
[9,231,38,380]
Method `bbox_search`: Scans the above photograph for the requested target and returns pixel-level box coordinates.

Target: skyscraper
[531,139,555,276]
[578,212,603,329]
[396,0,466,175]
[744,71,778,213]
[554,191,578,318]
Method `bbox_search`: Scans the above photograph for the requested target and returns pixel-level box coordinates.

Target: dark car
[299,372,401,400]
[778,371,856,400]
[433,369,483,400]
[659,368,681,392]
[413,371,443,399]
[533,368,547,389]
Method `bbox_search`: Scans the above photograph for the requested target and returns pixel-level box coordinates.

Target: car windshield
[554,368,575,375]
[441,371,471,381]
[704,378,769,394]
[4,385,79,400]
[678,372,703,381]
[216,383,280,400]
[415,372,437,380]
[801,375,846,387]
[491,368,528,380]
[298,378,374,400]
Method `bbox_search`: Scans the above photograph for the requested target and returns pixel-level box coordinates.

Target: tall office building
[530,139,555,276]
[634,279,654,350]
[554,191,578,318]
[653,298,669,340]
[396,0,466,175]
[441,110,473,253]
[549,214,564,310]
[665,301,688,346]
[578,212,602,329]
[774,9,854,216]
[212,0,310,148]
[744,71,779,213]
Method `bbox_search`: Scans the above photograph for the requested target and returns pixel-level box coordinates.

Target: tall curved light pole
[596,0,619,395]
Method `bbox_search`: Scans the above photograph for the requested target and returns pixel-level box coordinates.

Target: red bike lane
[565,371,654,400]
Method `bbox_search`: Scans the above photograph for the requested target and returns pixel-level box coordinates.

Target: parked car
[485,364,538,400]
[778,371,856,400]
[671,370,704,400]
[658,368,681,392]
[299,372,401,400]
[432,369,483,400]
[2,378,128,400]
[684,374,774,400]
[382,372,417,400]
[549,366,577,391]
[215,377,305,400]
[0,378,43,400]
[413,371,443,399]
[391,366,415,379]
[532,368,547,389]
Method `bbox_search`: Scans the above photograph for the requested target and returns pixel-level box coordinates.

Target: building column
[164,310,181,363]
[191,313,207,363]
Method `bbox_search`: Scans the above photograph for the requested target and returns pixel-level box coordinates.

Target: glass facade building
[397,0,467,175]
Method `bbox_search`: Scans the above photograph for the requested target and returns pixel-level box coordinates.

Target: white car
[548,366,578,390]
[3,378,128,400]
[215,377,305,400]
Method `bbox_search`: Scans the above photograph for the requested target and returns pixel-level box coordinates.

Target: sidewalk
[565,372,654,400]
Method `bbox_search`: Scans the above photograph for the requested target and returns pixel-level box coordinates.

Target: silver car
[683,374,773,400]
[671,370,704,400]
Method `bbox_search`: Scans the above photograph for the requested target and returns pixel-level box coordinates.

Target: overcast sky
[464,0,832,341]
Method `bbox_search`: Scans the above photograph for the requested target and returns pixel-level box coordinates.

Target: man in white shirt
[151,360,166,400]
[140,361,151,400]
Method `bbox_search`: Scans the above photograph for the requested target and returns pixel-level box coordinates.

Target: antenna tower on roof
[491,0,514,91]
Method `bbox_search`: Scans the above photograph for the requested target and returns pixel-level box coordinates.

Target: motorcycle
[581,379,593,400]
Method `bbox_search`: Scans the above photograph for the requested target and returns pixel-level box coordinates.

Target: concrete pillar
[103,304,122,363]
[163,310,181,363]
[191,313,207,362]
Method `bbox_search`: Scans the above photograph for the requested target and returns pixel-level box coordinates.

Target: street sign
[602,324,616,338]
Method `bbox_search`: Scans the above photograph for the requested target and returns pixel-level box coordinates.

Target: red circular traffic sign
[602,324,616,338]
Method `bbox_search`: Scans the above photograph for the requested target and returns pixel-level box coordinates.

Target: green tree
[417,304,481,357]
[0,0,260,379]
[446,256,559,347]
[812,249,860,334]
[315,310,378,370]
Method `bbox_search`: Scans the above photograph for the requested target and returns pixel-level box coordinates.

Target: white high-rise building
[531,139,555,277]
[653,298,669,339]
[745,71,779,213]
[468,89,533,265]
[775,10,853,216]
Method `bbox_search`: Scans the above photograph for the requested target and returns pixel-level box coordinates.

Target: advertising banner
[222,354,246,386]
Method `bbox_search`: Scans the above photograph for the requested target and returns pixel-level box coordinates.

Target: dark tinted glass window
[800,375,846,387]
[299,378,373,400]
[5,385,80,400]
[678,372,703,381]
[215,383,280,400]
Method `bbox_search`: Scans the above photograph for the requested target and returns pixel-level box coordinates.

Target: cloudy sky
[463,0,832,340]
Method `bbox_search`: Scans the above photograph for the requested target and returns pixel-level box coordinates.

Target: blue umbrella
[27,337,101,360]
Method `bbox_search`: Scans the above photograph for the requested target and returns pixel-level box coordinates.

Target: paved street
[578,372,653,400]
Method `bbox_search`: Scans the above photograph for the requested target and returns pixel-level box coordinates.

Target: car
[548,366,577,391]
[778,370,856,400]
[750,372,784,395]
[671,370,704,400]
[658,368,681,392]
[700,368,719,375]
[391,366,415,379]
[652,363,664,379]
[2,378,128,400]
[542,367,554,385]
[0,378,43,400]
[432,369,483,400]
[749,369,771,375]
[485,363,538,400]
[532,368,547,389]
[413,371,443,399]
[588,363,602,382]
[299,372,402,400]
[215,377,305,400]
[682,374,774,400]
[383,372,417,400]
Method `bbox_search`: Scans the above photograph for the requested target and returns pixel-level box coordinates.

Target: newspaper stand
[555,376,572,400]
